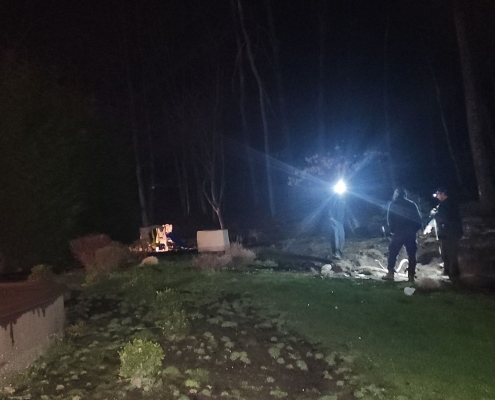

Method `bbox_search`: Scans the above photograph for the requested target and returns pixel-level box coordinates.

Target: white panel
[197,230,230,252]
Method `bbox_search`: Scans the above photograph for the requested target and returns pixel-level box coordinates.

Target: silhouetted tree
[453,0,495,213]
[236,0,276,217]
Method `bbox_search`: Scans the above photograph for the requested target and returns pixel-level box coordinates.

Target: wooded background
[1,0,494,267]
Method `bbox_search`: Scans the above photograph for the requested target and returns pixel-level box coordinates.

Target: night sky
[1,0,494,238]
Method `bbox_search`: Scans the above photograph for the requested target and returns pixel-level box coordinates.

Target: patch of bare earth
[163,293,355,399]
[4,290,355,400]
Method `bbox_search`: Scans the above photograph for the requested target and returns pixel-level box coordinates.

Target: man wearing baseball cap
[432,187,463,279]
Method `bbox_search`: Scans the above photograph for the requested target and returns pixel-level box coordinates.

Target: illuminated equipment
[138,224,174,252]
[333,179,347,195]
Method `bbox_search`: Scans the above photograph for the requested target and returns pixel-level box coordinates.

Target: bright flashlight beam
[333,180,346,194]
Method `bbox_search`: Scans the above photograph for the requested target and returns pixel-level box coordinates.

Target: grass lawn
[4,258,495,400]
[207,271,495,400]
[174,259,495,400]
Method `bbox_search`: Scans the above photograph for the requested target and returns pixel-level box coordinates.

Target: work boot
[382,272,394,281]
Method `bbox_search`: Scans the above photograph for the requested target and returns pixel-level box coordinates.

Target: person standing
[383,187,423,282]
[329,196,346,260]
[432,187,463,279]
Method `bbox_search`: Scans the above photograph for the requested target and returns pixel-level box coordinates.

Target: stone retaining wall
[0,282,66,384]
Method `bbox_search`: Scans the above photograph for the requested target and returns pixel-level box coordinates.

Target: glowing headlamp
[333,179,347,195]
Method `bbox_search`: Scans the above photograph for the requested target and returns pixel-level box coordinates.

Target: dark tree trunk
[317,0,326,150]
[181,145,191,216]
[122,15,149,227]
[135,4,155,223]
[454,0,495,213]
[383,15,396,189]
[230,0,260,207]
[236,0,276,217]
[193,161,208,215]
[426,55,464,188]
[266,0,292,161]
[173,150,188,217]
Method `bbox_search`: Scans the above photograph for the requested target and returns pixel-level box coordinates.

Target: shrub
[156,309,189,341]
[27,264,54,281]
[185,368,210,386]
[192,242,256,270]
[69,234,112,268]
[80,242,131,284]
[93,242,131,272]
[192,253,232,270]
[152,290,189,341]
[84,270,129,295]
[155,288,182,310]
[226,242,256,267]
[37,339,76,368]
[85,271,104,285]
[122,270,158,304]
[119,339,164,390]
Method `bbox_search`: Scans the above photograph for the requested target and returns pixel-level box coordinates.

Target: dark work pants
[440,238,460,277]
[387,232,417,275]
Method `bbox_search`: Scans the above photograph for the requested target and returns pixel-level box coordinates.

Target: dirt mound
[272,234,447,283]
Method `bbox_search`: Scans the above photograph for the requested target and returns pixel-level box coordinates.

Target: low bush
[227,242,256,267]
[119,339,164,391]
[69,234,112,268]
[85,271,104,285]
[192,242,256,270]
[154,288,182,310]
[84,272,130,297]
[122,270,158,304]
[155,309,189,341]
[80,242,132,284]
[185,368,210,387]
[152,290,189,341]
[27,264,55,281]
[192,252,232,270]
[93,242,131,272]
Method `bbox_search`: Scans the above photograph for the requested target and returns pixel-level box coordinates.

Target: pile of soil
[258,215,495,289]
[269,235,445,283]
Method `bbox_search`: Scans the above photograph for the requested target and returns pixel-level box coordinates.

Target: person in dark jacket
[383,187,423,282]
[432,187,463,279]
